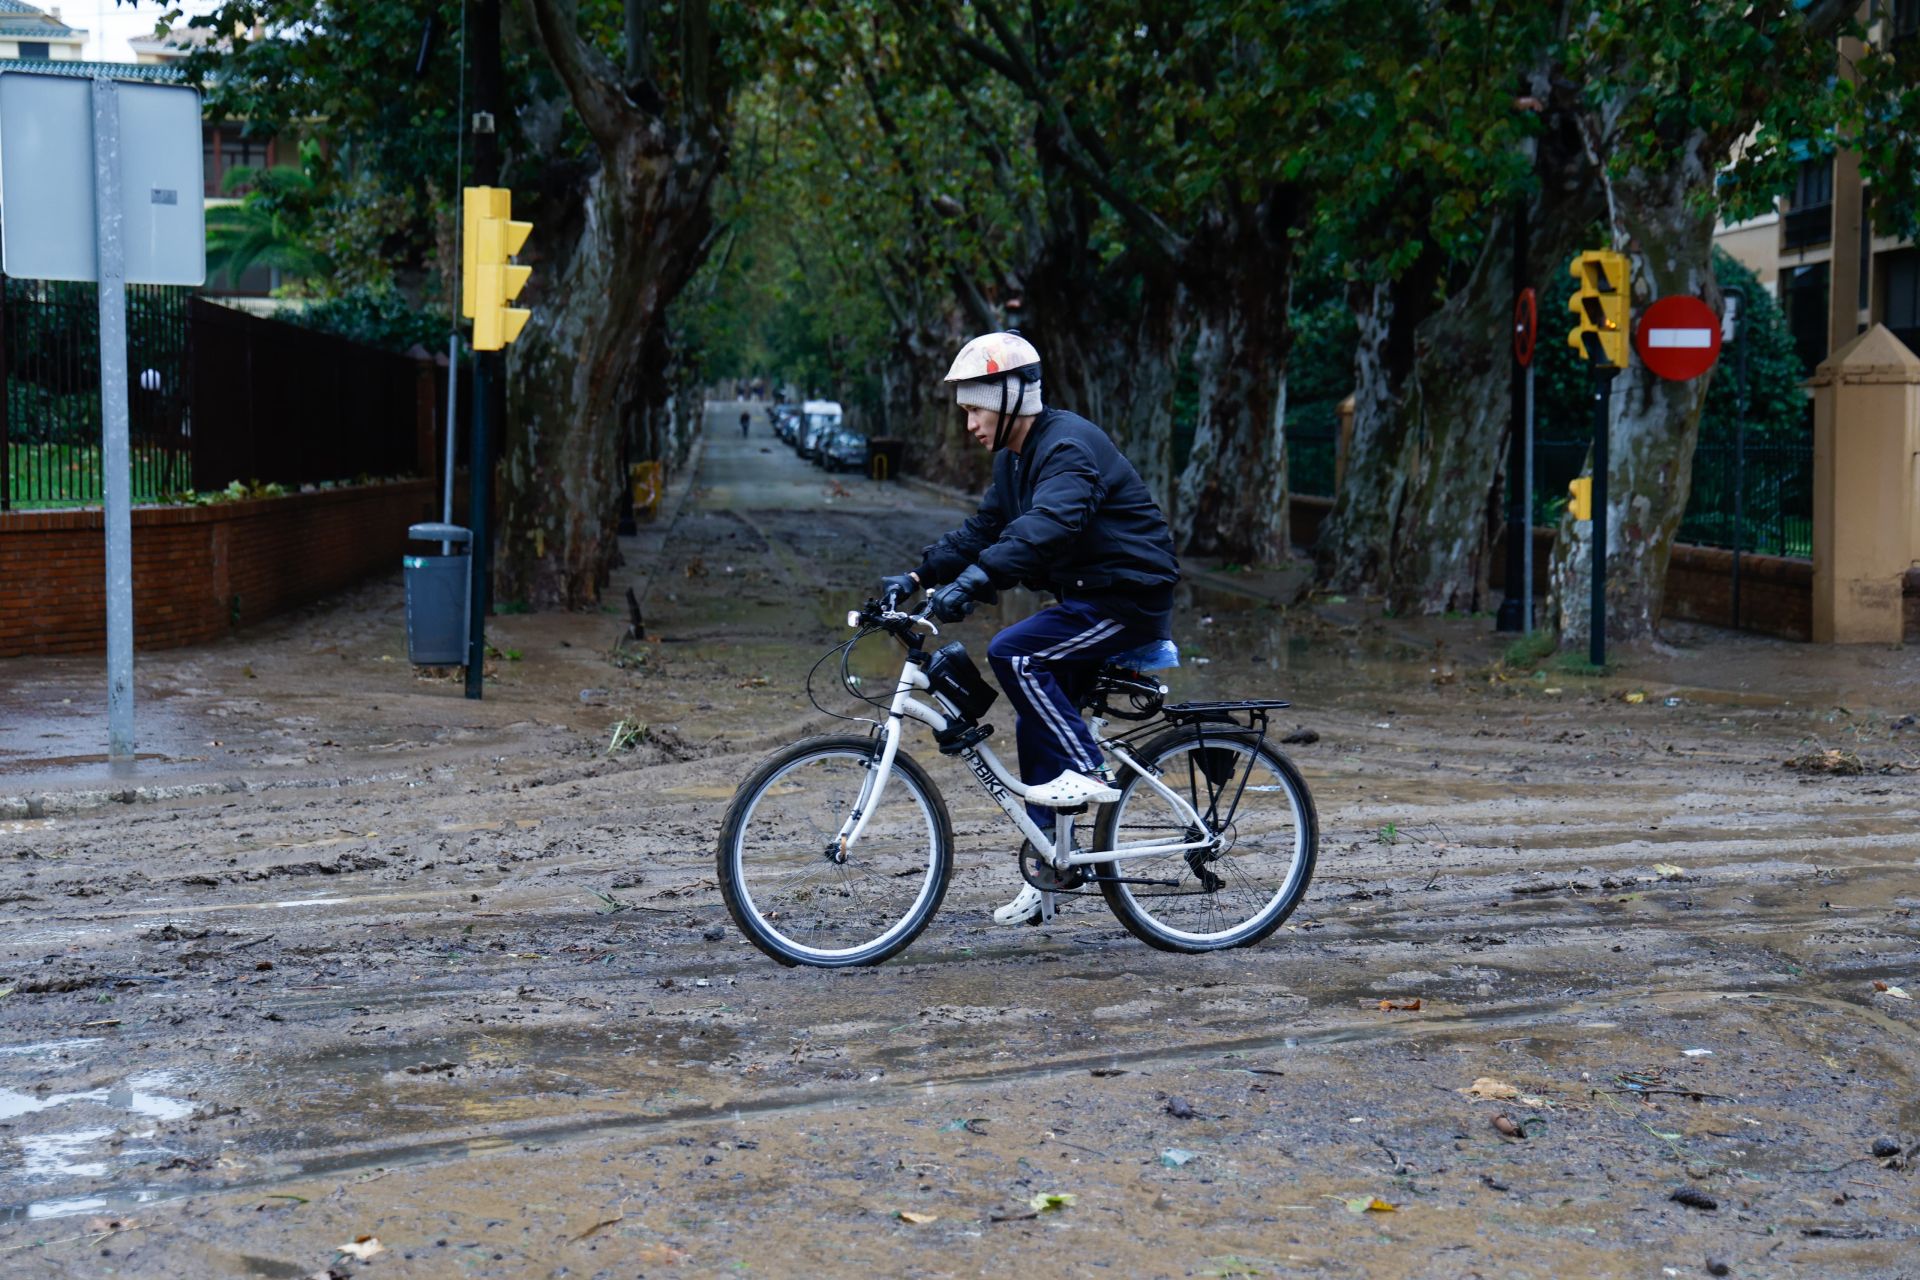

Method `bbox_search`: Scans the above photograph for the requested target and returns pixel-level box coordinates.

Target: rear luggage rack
[1164,699,1290,725]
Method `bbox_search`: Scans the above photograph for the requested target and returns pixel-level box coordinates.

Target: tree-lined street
[4,408,1917,1273]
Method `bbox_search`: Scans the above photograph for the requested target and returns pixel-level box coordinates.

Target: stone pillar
[1810,325,1920,643]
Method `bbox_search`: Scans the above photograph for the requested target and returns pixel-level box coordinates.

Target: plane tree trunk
[496,0,733,609]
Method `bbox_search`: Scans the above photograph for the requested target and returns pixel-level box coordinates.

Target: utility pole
[1724,289,1748,630]
[1497,202,1530,633]
[465,0,502,700]
[1588,369,1613,669]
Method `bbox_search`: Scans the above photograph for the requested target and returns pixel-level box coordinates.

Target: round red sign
[1512,287,1537,368]
[1634,295,1722,381]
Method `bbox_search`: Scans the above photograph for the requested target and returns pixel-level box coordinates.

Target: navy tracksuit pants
[986,599,1158,830]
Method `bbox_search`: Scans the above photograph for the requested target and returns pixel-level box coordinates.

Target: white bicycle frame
[830,610,1216,872]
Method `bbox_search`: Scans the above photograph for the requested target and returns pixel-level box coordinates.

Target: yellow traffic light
[473,215,532,350]
[463,186,532,351]
[1567,249,1631,368]
[1568,476,1593,521]
[460,186,507,320]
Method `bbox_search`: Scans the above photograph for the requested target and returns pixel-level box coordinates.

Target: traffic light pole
[1589,367,1614,670]
[464,0,501,701]
[1498,203,1529,633]
[465,351,495,699]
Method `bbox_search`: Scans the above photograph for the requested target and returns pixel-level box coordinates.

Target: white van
[799,399,844,461]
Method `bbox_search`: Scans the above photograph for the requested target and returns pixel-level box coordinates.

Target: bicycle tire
[717,735,954,967]
[1093,727,1317,953]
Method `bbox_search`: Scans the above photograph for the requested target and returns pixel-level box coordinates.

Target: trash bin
[403,522,471,665]
[868,437,905,481]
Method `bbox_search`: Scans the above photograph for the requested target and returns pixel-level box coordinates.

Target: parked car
[822,427,870,474]
[798,399,844,461]
[770,404,800,443]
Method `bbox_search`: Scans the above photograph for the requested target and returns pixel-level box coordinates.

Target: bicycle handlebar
[848,596,939,640]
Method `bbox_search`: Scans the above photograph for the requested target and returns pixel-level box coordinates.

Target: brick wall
[1290,497,1839,641]
[1662,544,1814,641]
[0,481,440,657]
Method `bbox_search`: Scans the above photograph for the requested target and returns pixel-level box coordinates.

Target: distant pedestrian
[740,411,751,439]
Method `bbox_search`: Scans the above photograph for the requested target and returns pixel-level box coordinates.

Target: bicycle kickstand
[1039,890,1058,924]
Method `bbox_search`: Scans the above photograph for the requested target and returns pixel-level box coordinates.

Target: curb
[3,776,249,820]
[0,767,437,822]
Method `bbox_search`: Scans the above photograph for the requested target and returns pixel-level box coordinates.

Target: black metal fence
[1,282,430,511]
[1,279,194,509]
[1676,440,1814,559]
[1535,434,1812,559]
[1287,409,1339,498]
[186,299,424,493]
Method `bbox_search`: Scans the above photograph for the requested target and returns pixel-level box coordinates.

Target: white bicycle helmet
[944,331,1043,450]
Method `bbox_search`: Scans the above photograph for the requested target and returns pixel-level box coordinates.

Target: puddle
[0,1038,102,1059]
[0,1073,196,1125]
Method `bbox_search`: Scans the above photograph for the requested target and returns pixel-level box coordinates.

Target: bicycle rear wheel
[717,735,953,967]
[1093,727,1317,952]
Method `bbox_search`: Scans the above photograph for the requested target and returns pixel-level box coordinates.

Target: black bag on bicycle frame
[924,641,998,722]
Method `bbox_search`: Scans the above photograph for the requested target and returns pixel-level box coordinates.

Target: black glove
[878,571,919,607]
[928,564,993,623]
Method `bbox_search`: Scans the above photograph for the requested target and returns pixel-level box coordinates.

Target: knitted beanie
[954,373,1043,417]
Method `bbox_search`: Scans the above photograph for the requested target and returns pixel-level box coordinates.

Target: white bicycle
[716,597,1318,967]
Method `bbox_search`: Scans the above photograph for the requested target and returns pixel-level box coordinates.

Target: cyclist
[879,331,1180,925]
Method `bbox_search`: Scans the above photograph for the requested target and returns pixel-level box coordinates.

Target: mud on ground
[2,412,1917,1278]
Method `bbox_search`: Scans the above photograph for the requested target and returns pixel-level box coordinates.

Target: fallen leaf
[1089,1067,1128,1077]
[1492,1114,1524,1139]
[1334,1195,1397,1214]
[1652,862,1686,879]
[896,1210,938,1225]
[1029,1192,1075,1213]
[1624,691,1647,704]
[1879,984,1911,1001]
[1461,1077,1521,1100]
[1377,998,1422,1012]
[337,1236,385,1261]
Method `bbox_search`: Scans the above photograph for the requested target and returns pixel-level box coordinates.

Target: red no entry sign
[1513,287,1537,367]
[1635,295,1722,381]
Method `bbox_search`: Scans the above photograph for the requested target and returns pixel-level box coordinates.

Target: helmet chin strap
[991,374,1013,451]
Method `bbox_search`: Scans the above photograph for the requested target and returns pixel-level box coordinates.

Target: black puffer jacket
[915,408,1179,634]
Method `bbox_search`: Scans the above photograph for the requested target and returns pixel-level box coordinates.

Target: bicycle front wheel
[717,735,954,967]
[1093,727,1317,952]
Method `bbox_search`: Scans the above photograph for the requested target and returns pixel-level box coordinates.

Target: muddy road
[2,406,1917,1278]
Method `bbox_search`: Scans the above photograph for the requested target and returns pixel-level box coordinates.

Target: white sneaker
[993,884,1045,926]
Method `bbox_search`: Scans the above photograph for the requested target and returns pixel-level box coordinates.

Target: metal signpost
[1512,287,1538,632]
[0,72,206,760]
[1720,291,1747,629]
[1629,295,1731,625]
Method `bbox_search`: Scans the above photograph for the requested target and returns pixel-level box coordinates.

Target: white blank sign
[0,72,206,286]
